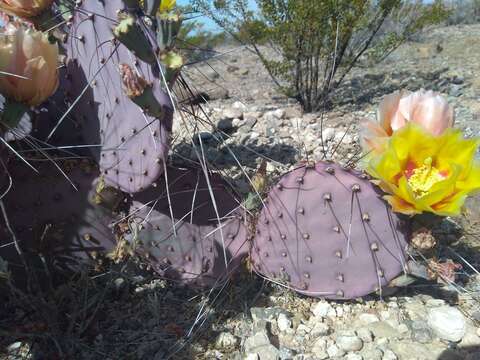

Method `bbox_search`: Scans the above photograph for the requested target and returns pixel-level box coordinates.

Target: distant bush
[176,20,228,63]
[445,0,480,24]
[173,4,229,63]
[192,0,449,112]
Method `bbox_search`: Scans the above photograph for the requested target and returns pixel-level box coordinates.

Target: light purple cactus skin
[64,0,173,194]
[251,161,409,300]
[127,166,248,287]
[0,160,117,276]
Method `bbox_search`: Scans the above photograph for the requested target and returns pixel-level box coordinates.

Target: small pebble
[382,349,398,360]
[277,313,292,332]
[327,344,345,358]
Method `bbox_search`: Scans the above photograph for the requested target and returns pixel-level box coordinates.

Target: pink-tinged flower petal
[0,24,58,106]
[377,91,404,134]
[361,89,455,154]
[411,92,454,135]
[359,119,390,152]
[0,0,53,18]
[393,91,424,130]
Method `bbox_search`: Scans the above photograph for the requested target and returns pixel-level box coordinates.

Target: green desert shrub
[192,0,449,112]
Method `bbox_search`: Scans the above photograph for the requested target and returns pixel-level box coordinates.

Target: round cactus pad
[251,162,409,299]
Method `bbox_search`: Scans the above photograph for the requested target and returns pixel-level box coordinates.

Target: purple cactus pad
[251,161,409,300]
[64,0,174,193]
[126,166,248,287]
[0,159,117,274]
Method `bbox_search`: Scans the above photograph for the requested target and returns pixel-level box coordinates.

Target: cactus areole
[251,161,409,299]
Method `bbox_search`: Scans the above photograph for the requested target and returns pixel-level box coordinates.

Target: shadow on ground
[438,346,480,360]
[172,138,299,170]
[0,264,267,359]
[332,68,465,109]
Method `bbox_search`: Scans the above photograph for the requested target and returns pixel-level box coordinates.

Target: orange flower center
[406,157,446,198]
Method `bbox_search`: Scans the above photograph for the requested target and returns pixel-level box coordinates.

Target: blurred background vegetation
[179,0,479,112]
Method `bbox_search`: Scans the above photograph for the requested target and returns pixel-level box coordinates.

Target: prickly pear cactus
[251,161,409,299]
[31,69,90,155]
[0,159,117,277]
[125,166,248,287]
[63,0,174,193]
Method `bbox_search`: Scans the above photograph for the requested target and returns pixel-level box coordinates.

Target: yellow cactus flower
[159,0,175,13]
[365,123,480,216]
[139,0,176,14]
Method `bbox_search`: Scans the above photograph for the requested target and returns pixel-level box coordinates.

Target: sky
[177,0,219,31]
[178,0,258,32]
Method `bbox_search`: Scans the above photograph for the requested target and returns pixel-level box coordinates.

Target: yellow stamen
[407,157,444,198]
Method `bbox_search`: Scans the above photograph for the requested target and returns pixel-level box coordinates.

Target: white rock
[380,310,392,321]
[277,313,292,332]
[361,349,383,360]
[334,131,349,143]
[311,338,328,359]
[243,332,271,351]
[232,118,243,127]
[232,101,247,111]
[460,330,480,347]
[296,324,311,336]
[250,132,260,140]
[321,127,335,142]
[387,302,399,309]
[7,342,22,352]
[244,332,280,360]
[327,344,345,358]
[382,349,398,360]
[426,298,446,307]
[272,109,285,119]
[222,108,243,120]
[376,337,389,346]
[336,332,363,352]
[359,313,380,324]
[397,323,410,334]
[311,302,334,318]
[345,354,363,360]
[326,307,337,318]
[264,109,285,122]
[427,306,466,342]
[343,134,354,144]
[215,332,238,349]
[245,354,260,360]
[310,322,329,337]
[385,318,400,329]
[357,328,374,343]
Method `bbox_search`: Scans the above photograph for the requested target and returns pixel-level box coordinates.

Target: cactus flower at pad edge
[0,0,53,18]
[0,23,58,107]
[364,123,480,216]
[361,89,454,153]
